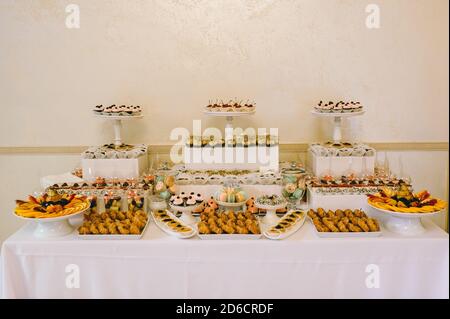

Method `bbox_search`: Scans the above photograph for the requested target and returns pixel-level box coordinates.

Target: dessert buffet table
[2,218,448,299]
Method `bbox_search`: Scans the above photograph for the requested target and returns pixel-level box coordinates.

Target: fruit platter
[14,190,91,238]
[367,185,447,235]
[367,185,446,214]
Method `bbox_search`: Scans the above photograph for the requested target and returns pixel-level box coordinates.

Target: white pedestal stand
[204,110,255,131]
[15,208,89,238]
[310,110,365,142]
[369,205,444,236]
[94,114,144,147]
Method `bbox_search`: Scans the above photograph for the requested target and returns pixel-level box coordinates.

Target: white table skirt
[2,216,448,299]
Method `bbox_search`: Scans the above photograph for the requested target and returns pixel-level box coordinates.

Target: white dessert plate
[151,210,196,239]
[263,210,306,240]
[93,113,143,120]
[203,110,255,117]
[78,215,150,240]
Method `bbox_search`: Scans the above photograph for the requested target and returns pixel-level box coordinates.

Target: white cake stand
[254,202,287,226]
[15,207,89,238]
[368,203,444,236]
[94,113,143,147]
[204,110,255,130]
[169,204,200,225]
[311,110,365,143]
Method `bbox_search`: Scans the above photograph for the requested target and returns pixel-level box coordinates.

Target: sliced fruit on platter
[367,185,446,213]
[15,190,90,219]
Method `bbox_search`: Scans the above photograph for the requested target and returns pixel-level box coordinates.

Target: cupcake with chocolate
[93,105,104,114]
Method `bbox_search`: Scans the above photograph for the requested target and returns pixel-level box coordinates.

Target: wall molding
[0,142,448,155]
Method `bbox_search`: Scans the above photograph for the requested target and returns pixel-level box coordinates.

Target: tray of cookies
[78,209,149,239]
[151,209,196,239]
[197,210,262,240]
[308,208,381,238]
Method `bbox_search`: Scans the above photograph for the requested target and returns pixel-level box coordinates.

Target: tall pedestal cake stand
[94,114,144,147]
[369,204,444,236]
[310,110,365,142]
[204,110,255,130]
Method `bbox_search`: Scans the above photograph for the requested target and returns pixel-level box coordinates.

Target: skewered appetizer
[266,210,305,236]
[78,210,148,235]
[127,194,144,212]
[152,210,193,234]
[308,208,380,233]
[368,185,446,213]
[197,210,261,235]
[15,190,90,219]
[104,194,122,212]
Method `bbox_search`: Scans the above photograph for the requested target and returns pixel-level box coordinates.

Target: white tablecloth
[2,216,448,299]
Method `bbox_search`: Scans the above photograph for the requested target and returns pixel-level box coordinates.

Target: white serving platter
[308,217,382,238]
[78,215,150,240]
[197,233,262,240]
[367,203,444,218]
[263,210,306,240]
[196,214,263,240]
[151,209,196,239]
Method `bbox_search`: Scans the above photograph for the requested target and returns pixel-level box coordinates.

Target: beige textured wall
[0,0,448,145]
[0,0,448,243]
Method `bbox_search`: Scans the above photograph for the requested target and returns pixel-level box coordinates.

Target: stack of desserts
[314,100,363,113]
[93,105,142,116]
[204,99,256,113]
